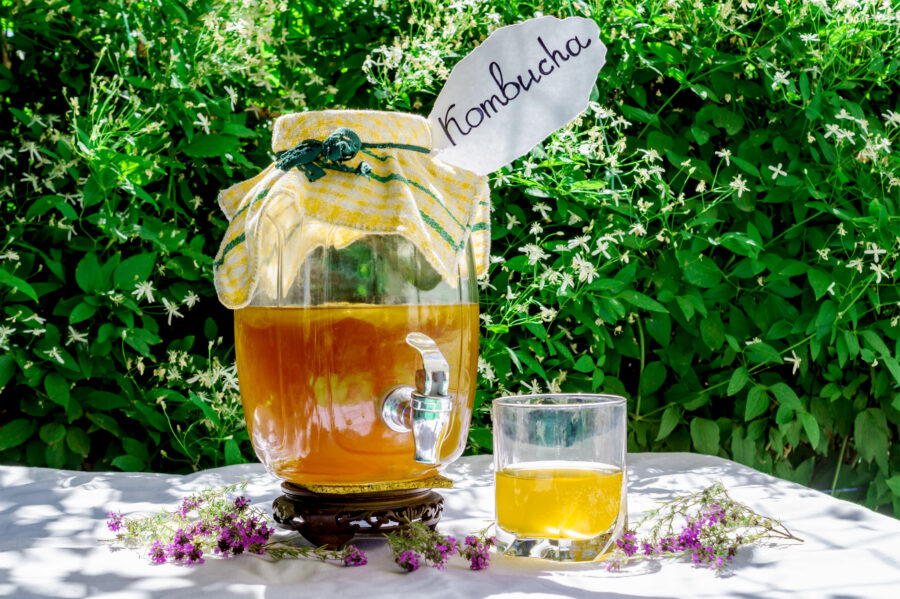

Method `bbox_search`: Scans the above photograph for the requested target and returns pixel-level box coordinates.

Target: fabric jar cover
[213,110,491,310]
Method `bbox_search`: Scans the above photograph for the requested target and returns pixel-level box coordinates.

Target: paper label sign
[428,16,606,176]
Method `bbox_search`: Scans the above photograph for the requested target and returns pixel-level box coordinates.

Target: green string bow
[275,127,371,182]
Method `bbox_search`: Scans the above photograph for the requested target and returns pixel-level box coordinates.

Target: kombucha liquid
[495,463,624,539]
[234,303,478,485]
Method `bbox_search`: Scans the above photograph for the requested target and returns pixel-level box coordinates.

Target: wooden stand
[272,483,444,547]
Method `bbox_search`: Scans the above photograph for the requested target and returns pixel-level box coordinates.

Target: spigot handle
[380,332,454,465]
[405,332,450,397]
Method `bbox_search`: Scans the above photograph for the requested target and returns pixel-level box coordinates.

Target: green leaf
[690,417,720,455]
[181,134,241,158]
[0,269,38,301]
[66,428,90,457]
[86,412,123,437]
[798,411,820,449]
[0,355,16,390]
[468,427,493,450]
[111,455,146,472]
[573,354,595,373]
[618,290,668,313]
[640,361,667,396]
[69,302,98,324]
[727,366,749,396]
[807,269,833,301]
[43,373,70,409]
[656,405,681,441]
[854,409,889,473]
[746,342,782,364]
[114,253,157,289]
[886,476,900,497]
[745,385,770,421]
[122,437,150,463]
[770,382,803,411]
[225,438,243,465]
[75,252,101,293]
[683,257,722,287]
[39,422,66,444]
[731,156,760,177]
[0,419,36,451]
[700,314,725,350]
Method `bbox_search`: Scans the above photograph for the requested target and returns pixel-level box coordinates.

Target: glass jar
[234,227,479,486]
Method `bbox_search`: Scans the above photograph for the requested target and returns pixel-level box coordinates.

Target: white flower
[783,350,801,375]
[65,326,88,346]
[870,263,890,284]
[0,146,14,164]
[132,280,156,304]
[800,33,819,43]
[506,213,520,229]
[521,379,542,394]
[593,239,611,259]
[772,70,790,90]
[767,163,787,180]
[827,282,836,296]
[883,110,900,128]
[559,272,575,294]
[629,222,647,237]
[23,313,46,325]
[567,235,591,252]
[824,123,841,138]
[20,172,40,192]
[729,174,750,197]
[224,86,238,111]
[539,306,557,322]
[520,244,549,265]
[183,290,200,308]
[193,113,211,135]
[532,202,552,221]
[0,324,14,349]
[864,243,887,263]
[19,141,42,162]
[45,347,65,365]
[638,148,662,163]
[845,259,864,273]
[162,297,184,325]
[715,148,732,166]
[529,222,543,235]
[572,254,598,284]
[745,337,762,346]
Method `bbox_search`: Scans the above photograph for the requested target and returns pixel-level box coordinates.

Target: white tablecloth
[1,453,898,599]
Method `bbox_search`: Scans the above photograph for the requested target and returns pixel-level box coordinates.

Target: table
[1,453,898,598]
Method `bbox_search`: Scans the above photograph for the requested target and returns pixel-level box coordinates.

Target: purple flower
[462,535,492,570]
[185,544,204,565]
[107,512,124,532]
[234,496,250,511]
[177,496,203,517]
[616,530,638,557]
[148,540,167,564]
[343,546,367,567]
[397,550,420,572]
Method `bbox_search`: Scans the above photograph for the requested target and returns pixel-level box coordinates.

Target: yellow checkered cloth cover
[213,110,491,310]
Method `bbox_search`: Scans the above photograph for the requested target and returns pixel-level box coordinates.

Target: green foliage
[1,0,899,520]
[365,0,900,516]
[0,0,401,472]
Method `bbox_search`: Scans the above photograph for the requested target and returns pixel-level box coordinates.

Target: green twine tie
[275,127,429,182]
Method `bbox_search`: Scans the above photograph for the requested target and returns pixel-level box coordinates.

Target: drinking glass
[492,394,627,561]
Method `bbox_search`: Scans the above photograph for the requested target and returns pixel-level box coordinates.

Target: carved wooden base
[272,483,444,548]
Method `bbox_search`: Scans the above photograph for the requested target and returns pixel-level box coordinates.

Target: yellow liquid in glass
[495,464,624,540]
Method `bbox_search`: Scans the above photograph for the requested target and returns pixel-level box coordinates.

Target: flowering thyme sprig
[386,520,495,572]
[606,482,803,572]
[102,481,365,567]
